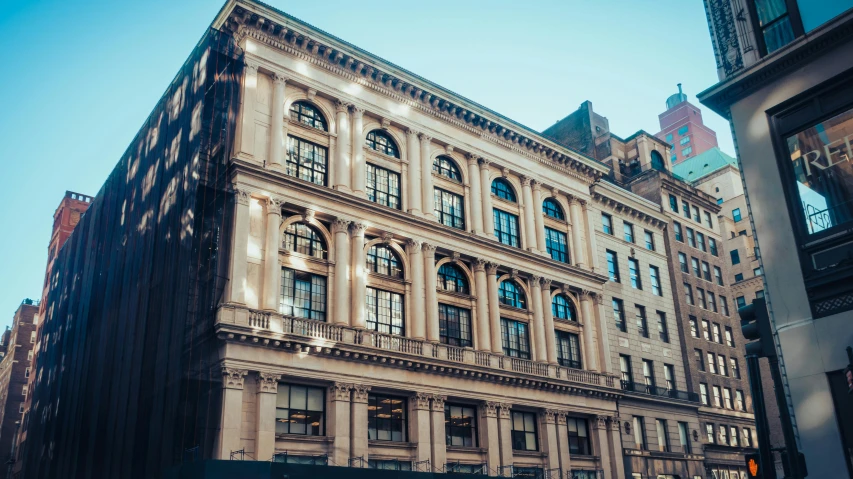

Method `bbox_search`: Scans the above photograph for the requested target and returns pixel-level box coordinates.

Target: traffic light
[745,452,762,478]
[739,297,776,358]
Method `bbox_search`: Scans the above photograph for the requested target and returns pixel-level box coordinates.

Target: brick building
[0,300,37,474]
[655,84,719,166]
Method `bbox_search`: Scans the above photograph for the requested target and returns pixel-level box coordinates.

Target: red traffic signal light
[739,298,776,358]
[745,453,762,478]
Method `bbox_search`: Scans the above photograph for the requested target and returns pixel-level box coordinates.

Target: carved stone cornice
[412,392,431,410]
[431,395,447,412]
[481,401,498,418]
[592,191,667,229]
[352,384,371,403]
[257,372,281,393]
[222,368,248,390]
[329,382,353,401]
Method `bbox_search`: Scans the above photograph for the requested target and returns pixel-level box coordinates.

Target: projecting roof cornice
[213,1,610,183]
[591,181,668,229]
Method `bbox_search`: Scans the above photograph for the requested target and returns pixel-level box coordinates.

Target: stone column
[530,276,547,363]
[407,129,422,216]
[256,372,281,461]
[262,198,283,312]
[235,61,259,159]
[497,403,514,468]
[521,177,538,253]
[229,188,251,304]
[333,218,351,325]
[486,263,502,354]
[569,198,587,269]
[592,416,613,479]
[480,160,494,236]
[411,393,433,465]
[334,101,351,192]
[350,384,371,461]
[350,222,367,329]
[608,417,626,479]
[268,73,287,169]
[423,244,439,342]
[420,134,435,219]
[541,410,561,471]
[466,155,484,235]
[580,291,599,371]
[474,259,491,352]
[533,183,547,253]
[595,294,613,373]
[555,412,572,473]
[430,395,447,471]
[350,106,364,195]
[480,402,501,472]
[541,279,558,365]
[408,239,426,340]
[217,368,247,459]
[584,202,600,272]
[329,383,353,466]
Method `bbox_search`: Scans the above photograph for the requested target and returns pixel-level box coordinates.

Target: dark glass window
[501,318,530,359]
[433,156,462,182]
[276,383,325,436]
[714,266,724,285]
[367,245,403,278]
[499,280,526,309]
[679,253,688,273]
[656,419,670,452]
[552,294,576,321]
[286,136,327,186]
[602,214,613,234]
[695,349,705,372]
[365,130,399,157]
[366,287,404,336]
[636,305,648,338]
[704,211,713,228]
[289,101,327,131]
[624,222,635,243]
[650,266,662,296]
[437,263,469,294]
[702,262,711,281]
[283,222,327,259]
[709,237,718,256]
[368,394,406,441]
[567,417,591,455]
[644,230,655,250]
[753,0,796,54]
[613,298,626,332]
[545,227,569,263]
[445,404,477,446]
[620,354,633,383]
[686,228,696,248]
[493,209,520,247]
[366,164,401,209]
[543,198,565,220]
[439,304,472,347]
[434,188,464,229]
[629,258,642,289]
[725,326,735,347]
[556,330,582,369]
[657,311,669,343]
[674,221,683,242]
[689,317,699,338]
[730,249,741,265]
[606,250,620,282]
[679,422,691,454]
[696,232,706,252]
[491,178,516,202]
[369,460,411,471]
[669,195,678,212]
[633,416,647,450]
[280,268,327,321]
[511,411,538,451]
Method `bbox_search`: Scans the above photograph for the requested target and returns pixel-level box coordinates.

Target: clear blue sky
[0,0,731,328]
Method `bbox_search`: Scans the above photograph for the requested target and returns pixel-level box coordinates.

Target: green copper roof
[671,147,738,182]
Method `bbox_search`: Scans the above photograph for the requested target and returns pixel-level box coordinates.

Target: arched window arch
[491,178,516,202]
[365,130,400,158]
[542,198,565,220]
[433,156,462,182]
[366,244,403,278]
[289,101,328,131]
[650,150,665,171]
[437,263,469,294]
[552,294,576,321]
[283,222,327,259]
[498,280,526,309]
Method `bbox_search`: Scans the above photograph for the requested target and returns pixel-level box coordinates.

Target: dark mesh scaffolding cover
[20,29,243,479]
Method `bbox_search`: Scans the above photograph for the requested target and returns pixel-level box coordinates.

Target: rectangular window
[700,383,709,405]
[735,273,744,282]
[434,188,464,229]
[664,364,675,390]
[714,266,724,285]
[367,164,401,209]
[642,359,656,389]
[650,266,662,296]
[501,318,530,359]
[684,283,694,305]
[749,0,797,54]
[656,419,670,452]
[678,422,691,453]
[736,390,746,411]
[439,304,472,347]
[721,296,730,316]
[736,296,747,309]
[718,425,728,445]
[730,249,741,265]
[731,358,741,379]
[680,136,691,145]
[712,386,722,408]
[606,250,620,282]
[657,311,669,343]
[679,253,689,273]
[494,209,520,247]
[613,298,626,332]
[732,208,742,222]
[276,383,325,436]
[624,222,635,243]
[682,146,693,156]
[704,211,713,228]
[445,404,477,447]
[602,213,613,234]
[678,125,689,136]
[669,194,678,212]
[666,133,674,143]
[697,232,706,252]
[691,257,701,277]
[742,427,752,447]
[511,411,538,451]
[644,230,655,250]
[280,268,327,321]
[556,330,582,369]
[712,323,722,343]
[22,385,27,397]
[686,228,696,248]
[724,388,734,409]
[697,288,707,309]
[636,305,649,338]
[545,227,570,263]
[706,423,715,444]
[629,259,642,289]
[674,221,683,242]
[702,262,711,281]
[633,416,647,450]
[368,460,411,471]
[709,237,718,256]
[620,354,633,384]
[567,417,591,455]
[708,292,717,313]
[286,136,328,186]
[725,327,734,347]
[695,349,705,371]
[689,317,699,338]
[707,352,717,374]
[692,205,700,223]
[754,267,763,276]
[683,201,691,218]
[25,367,30,378]
[30,331,35,343]
[368,394,407,442]
[366,287,404,336]
[756,289,765,299]
[702,319,711,341]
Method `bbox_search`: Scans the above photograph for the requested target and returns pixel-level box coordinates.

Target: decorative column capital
[579,289,595,302]
[332,218,351,234]
[530,274,542,285]
[430,395,447,412]
[532,182,543,192]
[540,277,552,289]
[486,262,499,275]
[244,60,260,74]
[608,416,621,431]
[474,258,488,272]
[257,372,281,393]
[350,221,368,237]
[233,187,251,206]
[568,195,581,206]
[593,415,609,430]
[498,403,512,419]
[478,158,491,169]
[421,242,437,256]
[480,401,498,418]
[329,382,353,402]
[335,100,351,113]
[352,384,371,403]
[555,411,568,425]
[406,128,419,138]
[222,368,248,390]
[272,72,288,85]
[412,392,431,410]
[521,176,532,187]
[542,409,558,424]
[418,133,432,143]
[466,154,479,166]
[350,104,365,116]
[267,197,284,215]
[406,238,422,251]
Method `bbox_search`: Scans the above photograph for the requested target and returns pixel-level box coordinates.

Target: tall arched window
[498,280,526,309]
[542,198,565,220]
[289,101,328,131]
[433,156,462,182]
[283,222,327,259]
[491,178,516,202]
[437,263,469,294]
[650,150,665,171]
[367,244,403,278]
[365,130,400,158]
[552,294,576,321]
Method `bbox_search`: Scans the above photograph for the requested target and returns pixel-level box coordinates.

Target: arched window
[491,178,516,202]
[365,130,400,158]
[289,101,327,131]
[437,263,469,294]
[552,294,576,321]
[542,198,565,220]
[498,280,526,309]
[366,244,403,278]
[433,156,462,182]
[650,150,665,171]
[283,222,327,259]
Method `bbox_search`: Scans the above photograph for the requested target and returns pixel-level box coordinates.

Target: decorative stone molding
[481,401,498,418]
[332,218,351,234]
[329,382,353,401]
[431,395,447,412]
[466,154,478,166]
[474,258,487,272]
[521,176,532,187]
[608,416,621,431]
[486,263,499,275]
[350,104,365,115]
[233,187,251,206]
[381,118,391,129]
[406,238,422,251]
[352,384,371,403]
[552,188,560,198]
[592,192,666,228]
[272,72,288,85]
[350,221,368,236]
[579,289,594,302]
[543,409,558,424]
[418,133,432,143]
[306,88,317,100]
[421,243,437,255]
[412,392,431,410]
[268,197,285,215]
[555,411,567,425]
[244,60,259,74]
[593,415,608,430]
[222,368,248,390]
[451,251,461,263]
[257,372,281,393]
[302,208,315,222]
[406,128,419,138]
[510,269,519,280]
[540,277,552,289]
[381,232,394,244]
[335,100,350,113]
[530,274,541,284]
[498,403,512,419]
[501,167,510,178]
[532,182,542,192]
[445,145,454,155]
[478,158,491,169]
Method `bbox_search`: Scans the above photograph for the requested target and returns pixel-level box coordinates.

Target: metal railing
[620,380,699,402]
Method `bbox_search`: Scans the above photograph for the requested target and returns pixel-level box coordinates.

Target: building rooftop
[671,147,737,183]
